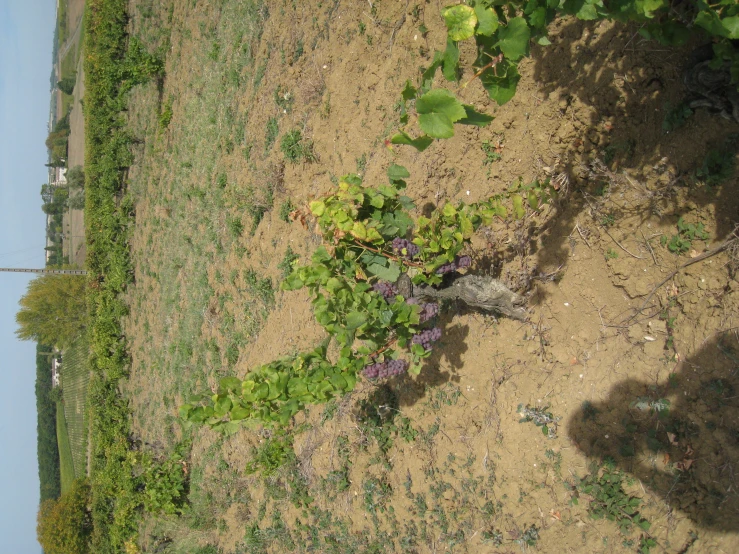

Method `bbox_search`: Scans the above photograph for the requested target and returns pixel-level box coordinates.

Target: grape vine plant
[180,165,558,430]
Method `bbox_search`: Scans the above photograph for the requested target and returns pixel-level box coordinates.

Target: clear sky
[0,1,56,552]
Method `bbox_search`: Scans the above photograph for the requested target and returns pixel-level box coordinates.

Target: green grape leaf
[479,59,521,105]
[219,376,242,393]
[222,421,241,435]
[214,395,232,417]
[281,272,304,290]
[390,131,434,151]
[636,0,667,18]
[722,16,739,39]
[474,5,499,36]
[420,51,444,93]
[367,261,401,282]
[416,88,466,120]
[401,80,417,101]
[418,112,455,138]
[387,164,410,182]
[345,311,368,330]
[537,36,552,45]
[576,2,599,20]
[529,7,548,30]
[511,194,525,219]
[457,104,494,127]
[442,38,460,81]
[497,17,530,61]
[309,200,325,216]
[178,404,193,419]
[695,10,728,37]
[230,406,250,421]
[442,4,477,41]
[416,89,466,138]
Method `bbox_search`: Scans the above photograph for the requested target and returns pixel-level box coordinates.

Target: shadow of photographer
[568,330,739,531]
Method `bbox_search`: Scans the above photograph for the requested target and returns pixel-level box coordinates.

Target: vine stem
[350,239,425,269]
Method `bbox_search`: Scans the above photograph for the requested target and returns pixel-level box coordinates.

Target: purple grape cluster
[372,280,398,300]
[391,237,420,259]
[419,303,439,323]
[362,359,409,379]
[435,255,472,274]
[411,327,442,351]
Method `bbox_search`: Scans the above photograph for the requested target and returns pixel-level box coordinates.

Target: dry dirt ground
[119,2,738,553]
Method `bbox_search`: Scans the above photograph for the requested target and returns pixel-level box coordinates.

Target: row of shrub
[82,0,163,551]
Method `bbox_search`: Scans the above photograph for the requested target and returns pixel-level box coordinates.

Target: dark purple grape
[362,362,386,379]
[435,255,471,274]
[435,262,457,274]
[411,327,442,351]
[391,237,420,259]
[456,255,471,268]
[372,281,398,300]
[419,303,439,323]
[387,359,408,376]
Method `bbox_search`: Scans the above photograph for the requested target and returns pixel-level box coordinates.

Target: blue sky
[0,1,56,552]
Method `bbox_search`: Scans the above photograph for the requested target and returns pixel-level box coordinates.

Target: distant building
[51,358,61,388]
[50,167,67,187]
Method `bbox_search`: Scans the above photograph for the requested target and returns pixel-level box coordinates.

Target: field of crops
[61,335,90,479]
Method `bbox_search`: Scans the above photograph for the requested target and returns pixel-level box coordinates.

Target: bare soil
[120,1,739,553]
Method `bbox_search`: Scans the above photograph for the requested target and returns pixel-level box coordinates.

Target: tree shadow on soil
[526,19,739,284]
[568,330,739,531]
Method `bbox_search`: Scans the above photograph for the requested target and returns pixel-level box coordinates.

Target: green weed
[278,199,295,222]
[280,129,315,163]
[265,117,279,152]
[661,217,709,254]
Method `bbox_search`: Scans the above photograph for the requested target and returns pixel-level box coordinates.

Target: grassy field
[61,336,90,479]
[55,0,69,51]
[55,401,75,494]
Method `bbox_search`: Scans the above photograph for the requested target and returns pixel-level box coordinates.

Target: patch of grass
[265,117,279,152]
[226,215,244,238]
[278,246,299,278]
[159,97,173,128]
[273,85,293,113]
[278,199,295,222]
[56,402,76,493]
[245,432,295,476]
[280,129,315,163]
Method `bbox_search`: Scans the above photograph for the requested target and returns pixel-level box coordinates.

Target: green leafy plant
[181,165,555,430]
[660,217,710,254]
[278,246,300,278]
[265,117,279,152]
[574,459,652,539]
[280,129,315,163]
[140,453,189,515]
[278,199,295,222]
[695,135,738,186]
[605,248,618,260]
[245,431,295,476]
